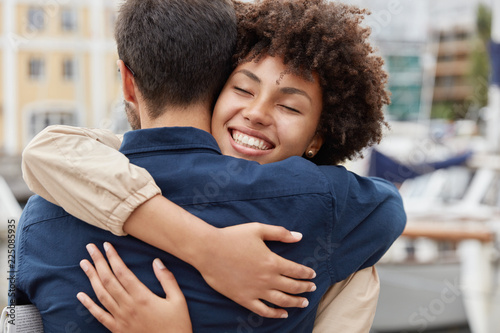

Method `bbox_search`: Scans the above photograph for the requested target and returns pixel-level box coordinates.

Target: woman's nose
[241,101,272,126]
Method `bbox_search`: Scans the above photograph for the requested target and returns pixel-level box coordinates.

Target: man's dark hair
[115,0,237,118]
[234,0,390,165]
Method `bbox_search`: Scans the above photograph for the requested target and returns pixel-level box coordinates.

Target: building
[0,0,126,308]
[431,25,477,116]
[381,42,427,121]
[1,0,125,157]
[343,0,488,121]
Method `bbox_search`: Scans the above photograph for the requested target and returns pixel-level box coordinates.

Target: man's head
[115,0,237,121]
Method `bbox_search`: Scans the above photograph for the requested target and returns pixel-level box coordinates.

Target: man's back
[15,127,405,332]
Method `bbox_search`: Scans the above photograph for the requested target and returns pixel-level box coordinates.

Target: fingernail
[77,293,86,305]
[290,231,302,239]
[312,271,317,279]
[80,260,89,272]
[302,299,309,308]
[281,313,288,319]
[310,284,317,292]
[103,242,110,252]
[154,258,166,270]
[86,244,94,256]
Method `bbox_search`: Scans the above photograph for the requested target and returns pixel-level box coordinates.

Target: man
[16,0,405,331]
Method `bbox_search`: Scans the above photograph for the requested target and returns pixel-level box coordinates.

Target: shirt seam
[173,189,331,206]
[16,208,35,298]
[326,174,349,285]
[121,144,221,156]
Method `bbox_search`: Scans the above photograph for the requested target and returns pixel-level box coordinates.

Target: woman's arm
[22,125,159,236]
[313,266,380,333]
[22,125,316,318]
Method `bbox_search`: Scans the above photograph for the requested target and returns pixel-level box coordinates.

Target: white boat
[369,150,500,333]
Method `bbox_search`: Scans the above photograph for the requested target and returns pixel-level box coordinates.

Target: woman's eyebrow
[234,69,312,102]
[280,87,312,102]
[234,69,261,83]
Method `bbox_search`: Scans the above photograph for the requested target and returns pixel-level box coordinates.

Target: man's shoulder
[239,156,347,182]
[221,155,342,196]
[262,157,351,193]
[19,195,69,228]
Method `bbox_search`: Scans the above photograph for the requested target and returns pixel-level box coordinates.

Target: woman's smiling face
[211,55,323,164]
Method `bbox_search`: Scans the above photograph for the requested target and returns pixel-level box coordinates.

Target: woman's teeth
[232,132,271,150]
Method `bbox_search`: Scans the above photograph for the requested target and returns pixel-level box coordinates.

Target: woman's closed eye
[234,86,253,96]
[279,104,301,114]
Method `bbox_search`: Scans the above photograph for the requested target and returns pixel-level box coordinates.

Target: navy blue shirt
[15,127,406,332]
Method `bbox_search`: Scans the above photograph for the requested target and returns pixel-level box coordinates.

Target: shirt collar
[120,127,221,155]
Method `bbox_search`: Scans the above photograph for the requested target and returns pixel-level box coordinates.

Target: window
[28,7,45,31]
[29,58,45,80]
[62,58,76,81]
[61,8,77,32]
[29,111,76,138]
[438,55,454,62]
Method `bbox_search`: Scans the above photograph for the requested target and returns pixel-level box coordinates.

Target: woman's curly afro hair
[233,0,390,165]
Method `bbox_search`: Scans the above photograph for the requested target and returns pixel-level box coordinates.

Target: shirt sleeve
[313,266,379,333]
[319,166,407,283]
[22,125,161,236]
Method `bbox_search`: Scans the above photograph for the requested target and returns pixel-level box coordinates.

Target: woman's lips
[231,129,274,150]
[228,129,275,156]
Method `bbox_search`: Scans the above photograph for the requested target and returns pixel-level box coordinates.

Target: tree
[468,4,492,110]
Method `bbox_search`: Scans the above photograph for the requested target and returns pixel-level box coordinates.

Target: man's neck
[141,103,212,133]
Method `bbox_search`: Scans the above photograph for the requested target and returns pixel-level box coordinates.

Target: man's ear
[118,60,139,108]
[305,133,324,159]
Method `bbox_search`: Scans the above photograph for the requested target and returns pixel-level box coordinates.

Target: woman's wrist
[123,194,218,267]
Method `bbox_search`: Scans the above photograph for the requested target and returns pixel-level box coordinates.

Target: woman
[22,0,398,331]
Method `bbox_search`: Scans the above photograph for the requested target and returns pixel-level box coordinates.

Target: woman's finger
[261,289,310,309]
[85,243,130,305]
[76,292,116,332]
[152,259,193,332]
[274,254,316,281]
[80,259,120,314]
[152,258,185,303]
[272,274,316,295]
[102,242,149,296]
[246,299,289,319]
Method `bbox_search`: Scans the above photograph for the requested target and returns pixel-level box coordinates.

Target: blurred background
[1,0,499,332]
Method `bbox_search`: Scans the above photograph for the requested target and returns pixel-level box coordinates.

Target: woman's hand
[193,223,316,318]
[77,242,192,333]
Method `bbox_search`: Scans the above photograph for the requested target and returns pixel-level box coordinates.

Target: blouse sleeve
[22,125,161,236]
[313,266,379,333]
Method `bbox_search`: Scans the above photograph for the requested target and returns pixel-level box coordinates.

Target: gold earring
[307,150,314,158]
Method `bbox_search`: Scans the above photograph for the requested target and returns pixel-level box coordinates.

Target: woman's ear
[305,133,324,158]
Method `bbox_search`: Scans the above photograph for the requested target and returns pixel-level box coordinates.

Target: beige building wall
[0,49,3,149]
[1,1,121,153]
[1,2,4,149]
[0,2,3,34]
[81,7,91,39]
[16,4,87,38]
[18,51,76,102]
